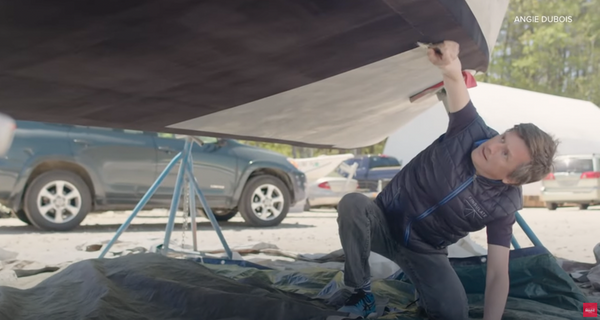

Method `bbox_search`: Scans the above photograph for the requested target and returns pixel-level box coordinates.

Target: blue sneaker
[338,289,377,318]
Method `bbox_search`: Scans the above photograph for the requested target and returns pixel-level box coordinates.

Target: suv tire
[14,209,32,225]
[24,170,92,231]
[199,208,238,222]
[238,175,290,227]
[545,202,558,211]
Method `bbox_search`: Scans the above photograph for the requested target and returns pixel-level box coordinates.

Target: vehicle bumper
[308,189,378,207]
[540,187,600,203]
[308,192,345,207]
[289,171,307,205]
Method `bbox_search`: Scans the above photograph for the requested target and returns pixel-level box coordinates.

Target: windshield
[157,133,218,144]
[369,156,401,168]
[553,158,594,173]
[197,136,218,144]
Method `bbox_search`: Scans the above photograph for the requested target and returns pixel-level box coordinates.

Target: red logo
[584,303,598,317]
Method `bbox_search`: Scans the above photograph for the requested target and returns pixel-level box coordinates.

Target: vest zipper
[404,175,475,246]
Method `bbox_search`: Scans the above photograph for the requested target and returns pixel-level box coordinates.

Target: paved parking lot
[0,206,599,268]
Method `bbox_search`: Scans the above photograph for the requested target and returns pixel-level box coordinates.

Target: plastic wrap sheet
[1,247,596,320]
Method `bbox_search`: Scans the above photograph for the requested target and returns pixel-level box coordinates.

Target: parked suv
[541,154,600,210]
[0,121,306,231]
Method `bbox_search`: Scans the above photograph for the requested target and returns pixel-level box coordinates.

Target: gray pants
[337,193,469,320]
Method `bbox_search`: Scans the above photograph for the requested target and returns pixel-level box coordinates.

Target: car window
[158,132,176,138]
[369,156,400,168]
[72,124,112,131]
[197,136,218,144]
[123,129,144,135]
[73,124,150,136]
[344,159,361,166]
[553,157,594,173]
[157,133,218,144]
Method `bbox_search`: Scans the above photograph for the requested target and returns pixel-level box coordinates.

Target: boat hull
[0,0,508,148]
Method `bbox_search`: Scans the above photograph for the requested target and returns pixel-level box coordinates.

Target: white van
[541,154,600,210]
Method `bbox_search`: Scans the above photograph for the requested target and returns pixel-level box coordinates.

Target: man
[336,41,558,320]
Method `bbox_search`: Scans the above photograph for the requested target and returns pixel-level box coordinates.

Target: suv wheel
[545,202,558,211]
[23,170,92,231]
[199,208,238,222]
[238,175,290,227]
[14,209,32,225]
[214,209,238,221]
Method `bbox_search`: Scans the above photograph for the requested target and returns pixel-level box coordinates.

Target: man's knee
[338,192,370,214]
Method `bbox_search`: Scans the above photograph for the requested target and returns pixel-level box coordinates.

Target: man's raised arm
[427,41,471,114]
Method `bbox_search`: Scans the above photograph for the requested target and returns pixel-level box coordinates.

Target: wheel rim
[250,183,285,221]
[36,180,82,224]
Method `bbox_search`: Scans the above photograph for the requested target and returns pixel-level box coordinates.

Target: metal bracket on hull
[98,136,233,260]
[409,71,477,103]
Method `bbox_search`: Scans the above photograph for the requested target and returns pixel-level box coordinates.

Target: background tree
[478,0,599,105]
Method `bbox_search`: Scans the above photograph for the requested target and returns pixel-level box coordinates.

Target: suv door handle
[158,146,176,153]
[73,139,91,145]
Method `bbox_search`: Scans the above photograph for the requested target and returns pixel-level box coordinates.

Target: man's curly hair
[505,123,559,185]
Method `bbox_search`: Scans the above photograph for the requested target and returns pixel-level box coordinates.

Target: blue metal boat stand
[98,136,233,260]
[510,211,544,249]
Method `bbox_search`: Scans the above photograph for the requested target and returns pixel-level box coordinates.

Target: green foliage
[480,0,600,105]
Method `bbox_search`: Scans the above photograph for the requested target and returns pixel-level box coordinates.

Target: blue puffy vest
[376,115,523,254]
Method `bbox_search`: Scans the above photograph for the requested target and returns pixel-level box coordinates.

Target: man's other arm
[427,41,471,113]
[483,244,510,320]
[482,216,515,320]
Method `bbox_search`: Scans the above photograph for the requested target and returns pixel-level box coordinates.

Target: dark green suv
[0,121,306,231]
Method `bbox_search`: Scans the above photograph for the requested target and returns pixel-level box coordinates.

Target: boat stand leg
[187,151,199,252]
[511,235,521,249]
[162,139,193,252]
[515,211,543,247]
[186,158,233,259]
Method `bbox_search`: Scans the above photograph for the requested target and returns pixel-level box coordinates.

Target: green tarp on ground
[0,246,597,319]
[204,246,596,319]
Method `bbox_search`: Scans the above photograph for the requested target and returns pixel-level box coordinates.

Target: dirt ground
[0,205,599,271]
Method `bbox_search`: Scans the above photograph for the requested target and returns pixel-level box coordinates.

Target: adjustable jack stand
[99,136,233,259]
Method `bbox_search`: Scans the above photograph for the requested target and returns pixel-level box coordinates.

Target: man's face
[471,130,532,184]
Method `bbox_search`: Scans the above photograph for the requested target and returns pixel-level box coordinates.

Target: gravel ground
[0,205,599,269]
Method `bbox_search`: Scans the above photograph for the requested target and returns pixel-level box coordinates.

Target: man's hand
[426,40,470,113]
[427,41,462,80]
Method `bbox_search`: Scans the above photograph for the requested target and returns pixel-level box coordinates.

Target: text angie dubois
[514,16,573,23]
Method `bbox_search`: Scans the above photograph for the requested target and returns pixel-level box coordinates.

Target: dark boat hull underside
[0,0,506,148]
